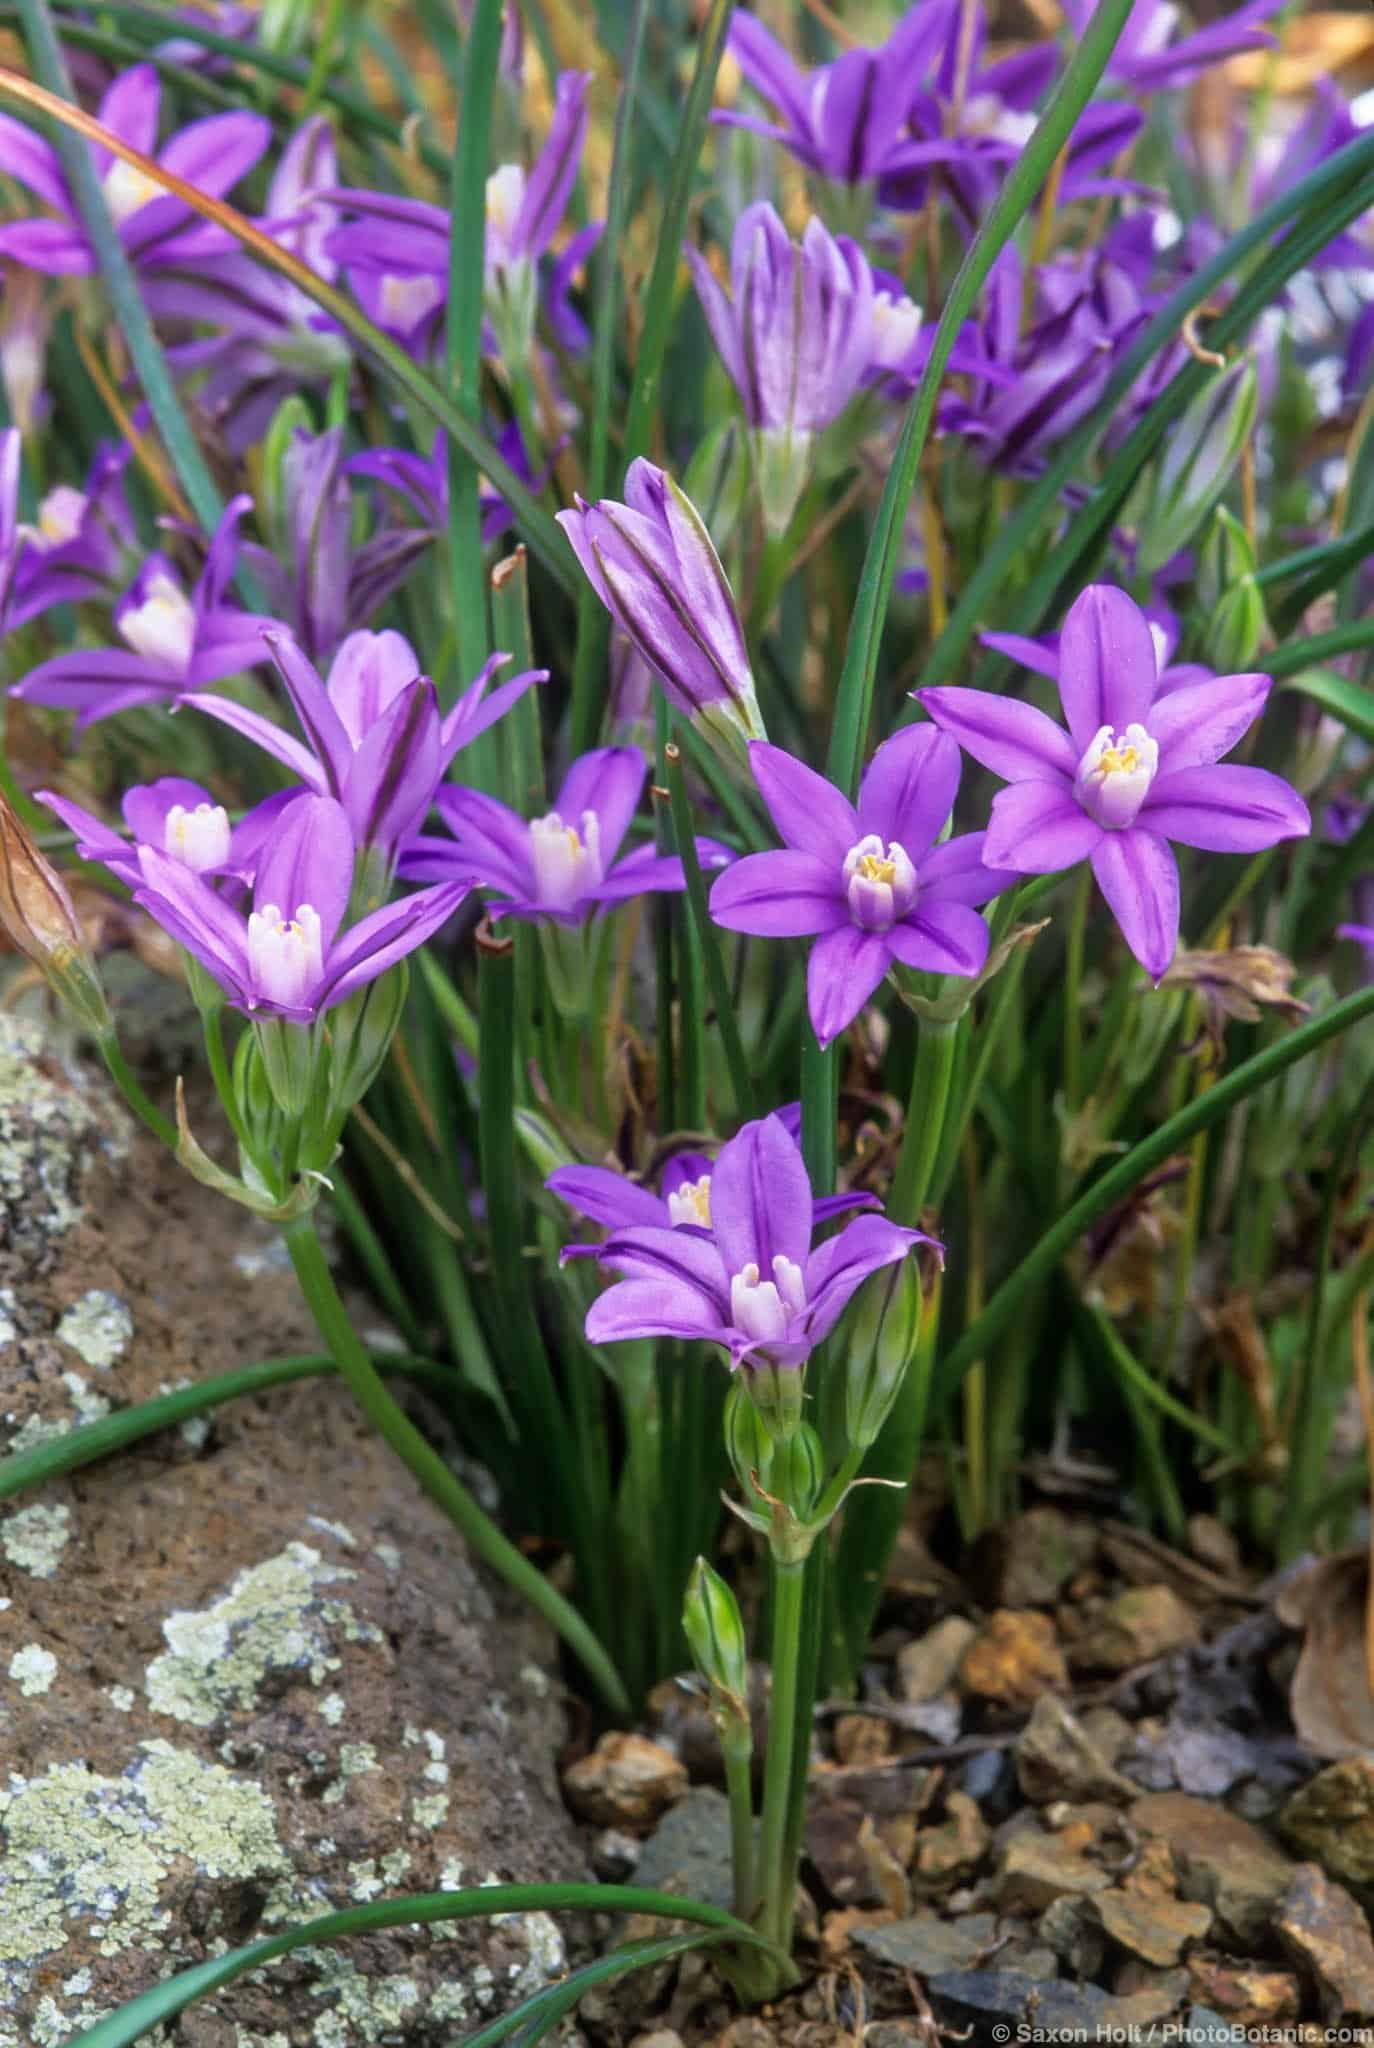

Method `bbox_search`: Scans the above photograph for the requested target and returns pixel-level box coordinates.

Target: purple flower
[12,495,272,726]
[0,64,269,278]
[39,775,290,887]
[558,461,765,767]
[133,789,469,1021]
[549,1140,876,1255]
[686,203,873,531]
[709,728,1017,1048]
[325,72,593,362]
[9,442,139,626]
[0,427,18,625]
[348,420,562,551]
[715,5,951,186]
[154,118,350,453]
[916,584,1311,981]
[401,745,727,927]
[1060,0,1277,90]
[243,426,429,665]
[581,1111,929,1375]
[185,627,543,873]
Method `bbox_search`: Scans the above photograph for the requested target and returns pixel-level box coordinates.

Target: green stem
[721,1726,756,1923]
[666,741,756,1122]
[889,1016,960,1225]
[756,1557,806,1954]
[97,1031,176,1149]
[1062,865,1090,1117]
[280,1214,629,1716]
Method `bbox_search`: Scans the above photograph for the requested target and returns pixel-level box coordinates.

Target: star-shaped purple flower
[709,727,1017,1048]
[39,775,291,888]
[401,746,728,928]
[184,627,543,874]
[581,1112,932,1375]
[11,495,272,726]
[916,584,1311,982]
[133,790,468,1022]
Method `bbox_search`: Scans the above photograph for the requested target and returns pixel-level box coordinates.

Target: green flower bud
[252,1015,321,1121]
[753,426,812,540]
[326,963,408,1116]
[684,421,751,554]
[683,1557,749,1710]
[773,1422,825,1520]
[1137,359,1258,576]
[724,1379,773,1500]
[844,1256,927,1451]
[514,1108,576,1180]
[740,1356,806,1446]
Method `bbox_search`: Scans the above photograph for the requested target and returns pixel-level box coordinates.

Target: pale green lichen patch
[55,1290,133,1370]
[0,1015,119,1237]
[0,1740,287,2016]
[8,1644,57,1696]
[0,1288,17,1346]
[303,1953,422,2047]
[322,1742,380,1808]
[62,1372,111,1424]
[5,1414,69,1455]
[2,1503,71,1578]
[145,1542,376,1727]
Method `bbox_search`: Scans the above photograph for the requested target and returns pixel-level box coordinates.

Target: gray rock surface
[0,1014,585,2046]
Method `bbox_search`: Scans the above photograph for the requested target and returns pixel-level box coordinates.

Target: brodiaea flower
[709,727,1017,1047]
[12,495,271,725]
[185,627,543,875]
[581,1111,931,1376]
[401,746,727,926]
[916,584,1310,981]
[133,790,468,1021]
[685,203,873,533]
[0,63,268,279]
[39,776,290,886]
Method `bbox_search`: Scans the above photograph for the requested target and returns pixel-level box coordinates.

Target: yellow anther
[857,852,898,886]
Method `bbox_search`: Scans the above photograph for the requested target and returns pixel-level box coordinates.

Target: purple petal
[857,724,960,857]
[181,688,325,790]
[263,630,355,795]
[709,1113,813,1284]
[341,677,442,854]
[546,1166,665,1232]
[586,1276,723,1350]
[727,13,812,133]
[325,629,419,741]
[749,741,858,862]
[98,65,160,162]
[0,115,68,209]
[589,848,697,904]
[597,1220,732,1305]
[979,628,1060,679]
[513,70,590,262]
[1056,584,1159,753]
[1141,764,1311,852]
[38,791,134,874]
[1090,828,1179,982]
[322,881,469,1009]
[12,647,178,714]
[914,687,1076,785]
[158,110,271,197]
[887,899,989,977]
[708,850,845,937]
[806,924,891,1047]
[984,781,1103,873]
[253,792,354,950]
[121,776,217,849]
[433,786,532,895]
[554,746,645,865]
[0,220,93,273]
[803,1214,925,1349]
[920,830,1019,906]
[1148,672,1270,773]
[134,848,250,996]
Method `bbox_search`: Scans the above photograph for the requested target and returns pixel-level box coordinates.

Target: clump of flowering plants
[3,0,1374,2033]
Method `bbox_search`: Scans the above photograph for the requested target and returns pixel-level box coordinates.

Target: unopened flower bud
[0,791,110,1032]
[741,1355,806,1445]
[515,1108,576,1180]
[1138,358,1257,575]
[845,1255,927,1451]
[1207,573,1267,673]
[252,1014,321,1121]
[725,1379,773,1499]
[326,963,408,1115]
[683,1557,749,1712]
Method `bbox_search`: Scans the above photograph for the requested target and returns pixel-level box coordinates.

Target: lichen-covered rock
[0,1013,586,2045]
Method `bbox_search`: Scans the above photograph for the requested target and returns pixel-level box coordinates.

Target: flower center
[730,1256,807,1347]
[164,801,231,873]
[1074,722,1159,831]
[485,163,526,269]
[378,273,444,332]
[667,1174,712,1229]
[103,158,166,225]
[872,291,922,372]
[247,902,324,1009]
[842,834,917,933]
[118,572,196,673]
[529,809,603,911]
[33,486,86,549]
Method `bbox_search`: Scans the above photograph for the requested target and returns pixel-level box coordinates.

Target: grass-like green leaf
[66,1884,775,2047]
[1279,666,1374,743]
